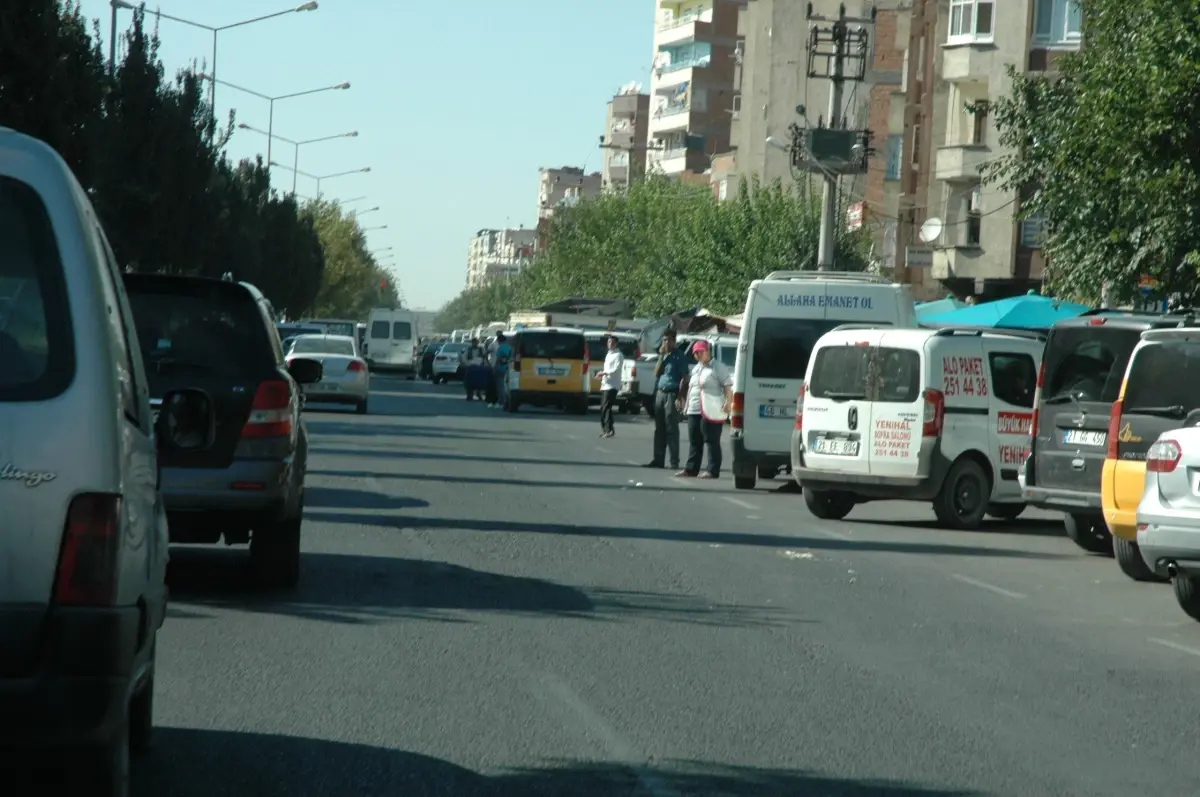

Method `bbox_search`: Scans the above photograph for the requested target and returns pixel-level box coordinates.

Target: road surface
[121,377,1200,795]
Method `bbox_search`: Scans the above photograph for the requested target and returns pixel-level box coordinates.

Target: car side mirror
[155,388,216,454]
[288,357,323,385]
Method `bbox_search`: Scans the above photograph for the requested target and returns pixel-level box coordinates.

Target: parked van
[584,330,639,412]
[0,128,217,792]
[792,326,1044,529]
[731,271,918,490]
[1102,324,1200,582]
[507,327,589,414]
[1020,310,1181,554]
[366,307,418,372]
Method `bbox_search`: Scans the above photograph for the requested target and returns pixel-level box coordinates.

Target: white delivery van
[730,271,918,490]
[792,326,1044,529]
[366,307,419,372]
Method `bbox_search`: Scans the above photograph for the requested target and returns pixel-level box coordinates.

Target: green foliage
[305,199,398,318]
[983,0,1200,305]
[435,176,870,331]
[0,2,388,318]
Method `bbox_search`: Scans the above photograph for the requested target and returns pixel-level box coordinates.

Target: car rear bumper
[1137,505,1200,576]
[1021,484,1102,514]
[160,458,291,514]
[788,438,950,501]
[0,605,140,746]
[303,381,369,402]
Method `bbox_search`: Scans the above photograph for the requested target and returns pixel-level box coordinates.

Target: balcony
[940,43,997,83]
[649,104,691,135]
[655,148,690,175]
[656,15,713,47]
[930,246,987,281]
[935,145,989,182]
[654,56,711,88]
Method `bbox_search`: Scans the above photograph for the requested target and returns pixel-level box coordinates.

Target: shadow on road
[304,485,429,511]
[854,516,1066,538]
[304,511,1069,560]
[305,419,526,441]
[124,729,985,796]
[165,549,795,628]
[305,468,703,494]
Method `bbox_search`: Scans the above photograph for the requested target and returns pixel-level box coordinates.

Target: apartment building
[645,0,743,178]
[465,227,537,290]
[537,166,602,221]
[921,0,1079,298]
[601,85,650,192]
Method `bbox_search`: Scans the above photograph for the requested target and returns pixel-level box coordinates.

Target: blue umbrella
[922,295,1090,329]
[915,297,967,320]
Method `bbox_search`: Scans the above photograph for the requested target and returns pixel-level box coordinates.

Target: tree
[984,0,1200,305]
[304,199,398,319]
[435,176,870,331]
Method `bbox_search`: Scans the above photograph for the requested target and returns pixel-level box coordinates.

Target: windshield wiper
[822,391,867,400]
[1126,404,1187,418]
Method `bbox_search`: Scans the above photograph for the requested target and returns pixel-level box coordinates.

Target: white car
[286,334,370,413]
[1137,427,1200,621]
[431,342,467,383]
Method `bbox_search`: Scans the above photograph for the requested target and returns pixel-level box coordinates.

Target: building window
[885,135,902,180]
[1020,214,1046,248]
[970,101,989,145]
[966,186,982,246]
[1034,0,1081,45]
[948,0,994,43]
[910,125,921,166]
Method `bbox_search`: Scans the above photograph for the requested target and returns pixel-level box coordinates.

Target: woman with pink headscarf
[675,339,734,479]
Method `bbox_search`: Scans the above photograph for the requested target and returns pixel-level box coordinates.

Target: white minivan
[366,307,418,373]
[792,326,1044,529]
[730,271,918,490]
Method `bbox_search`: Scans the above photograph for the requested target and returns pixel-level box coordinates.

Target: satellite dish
[919,217,944,243]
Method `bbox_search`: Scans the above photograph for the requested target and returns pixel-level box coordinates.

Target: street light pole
[237,124,357,195]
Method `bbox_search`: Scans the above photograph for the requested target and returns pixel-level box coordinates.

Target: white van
[792,326,1044,529]
[730,271,918,490]
[366,307,418,372]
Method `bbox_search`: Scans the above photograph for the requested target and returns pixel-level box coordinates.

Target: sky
[77,0,655,311]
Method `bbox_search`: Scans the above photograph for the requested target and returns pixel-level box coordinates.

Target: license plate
[759,403,793,418]
[813,437,859,456]
[1063,429,1106,447]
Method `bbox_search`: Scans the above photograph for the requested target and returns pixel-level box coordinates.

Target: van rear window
[1043,327,1137,404]
[0,177,74,400]
[518,332,585,359]
[752,318,862,380]
[809,346,920,402]
[1124,341,1200,416]
[393,322,412,339]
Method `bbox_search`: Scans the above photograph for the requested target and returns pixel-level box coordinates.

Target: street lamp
[109,1,319,102]
[369,247,393,256]
[203,76,349,172]
[270,163,371,197]
[349,206,380,217]
[361,225,388,232]
[237,123,357,194]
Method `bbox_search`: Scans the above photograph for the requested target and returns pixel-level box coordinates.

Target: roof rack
[762,270,893,284]
[931,326,1047,341]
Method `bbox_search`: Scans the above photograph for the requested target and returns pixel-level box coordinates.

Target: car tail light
[731,392,745,429]
[1106,400,1123,459]
[1030,360,1046,440]
[1147,438,1182,473]
[53,494,121,605]
[412,345,419,359]
[794,383,806,432]
[347,360,365,373]
[634,347,641,359]
[922,389,944,437]
[631,365,637,378]
[242,380,293,439]
[1088,317,1107,326]
[513,352,522,372]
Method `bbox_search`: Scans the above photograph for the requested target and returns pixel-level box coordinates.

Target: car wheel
[804,488,855,520]
[985,503,1025,521]
[933,457,990,530]
[251,515,302,589]
[77,707,130,797]
[356,399,368,415]
[1173,575,1200,621]
[734,475,756,490]
[1063,513,1113,555]
[1113,536,1165,582]
[129,639,156,753]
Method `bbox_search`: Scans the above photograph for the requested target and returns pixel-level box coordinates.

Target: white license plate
[813,437,859,456]
[759,403,792,419]
[1063,429,1106,447]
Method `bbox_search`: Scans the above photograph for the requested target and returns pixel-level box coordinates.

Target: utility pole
[791,3,874,271]
[896,0,932,286]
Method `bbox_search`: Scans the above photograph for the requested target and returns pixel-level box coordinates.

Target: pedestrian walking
[642,329,687,470]
[461,338,487,401]
[676,340,733,480]
[483,336,499,406]
[596,335,624,438]
[493,332,513,410]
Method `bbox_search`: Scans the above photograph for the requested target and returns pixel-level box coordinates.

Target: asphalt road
[126,377,1200,795]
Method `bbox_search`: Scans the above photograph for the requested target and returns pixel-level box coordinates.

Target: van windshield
[519,332,585,359]
[752,318,880,380]
[1124,341,1200,417]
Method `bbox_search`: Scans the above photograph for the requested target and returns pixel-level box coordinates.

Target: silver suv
[0,129,217,794]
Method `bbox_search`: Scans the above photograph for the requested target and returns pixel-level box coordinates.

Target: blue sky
[77,0,654,310]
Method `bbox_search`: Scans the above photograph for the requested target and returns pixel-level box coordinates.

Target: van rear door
[803,339,874,475]
[862,338,925,479]
[368,312,392,363]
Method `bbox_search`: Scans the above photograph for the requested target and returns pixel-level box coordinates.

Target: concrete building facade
[537,166,602,221]
[465,227,538,290]
[601,86,650,192]
[645,0,744,178]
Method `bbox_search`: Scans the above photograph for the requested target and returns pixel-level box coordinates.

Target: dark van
[1022,309,1186,553]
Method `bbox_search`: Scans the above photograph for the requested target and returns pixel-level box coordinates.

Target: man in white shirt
[596,335,625,438]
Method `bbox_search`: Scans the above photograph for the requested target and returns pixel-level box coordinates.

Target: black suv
[1022,309,1183,554]
[123,274,322,587]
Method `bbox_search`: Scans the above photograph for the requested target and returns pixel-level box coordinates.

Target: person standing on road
[596,335,624,438]
[461,338,487,401]
[492,332,513,409]
[676,340,733,480]
[643,330,686,470]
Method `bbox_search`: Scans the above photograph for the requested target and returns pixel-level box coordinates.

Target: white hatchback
[1136,427,1200,621]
